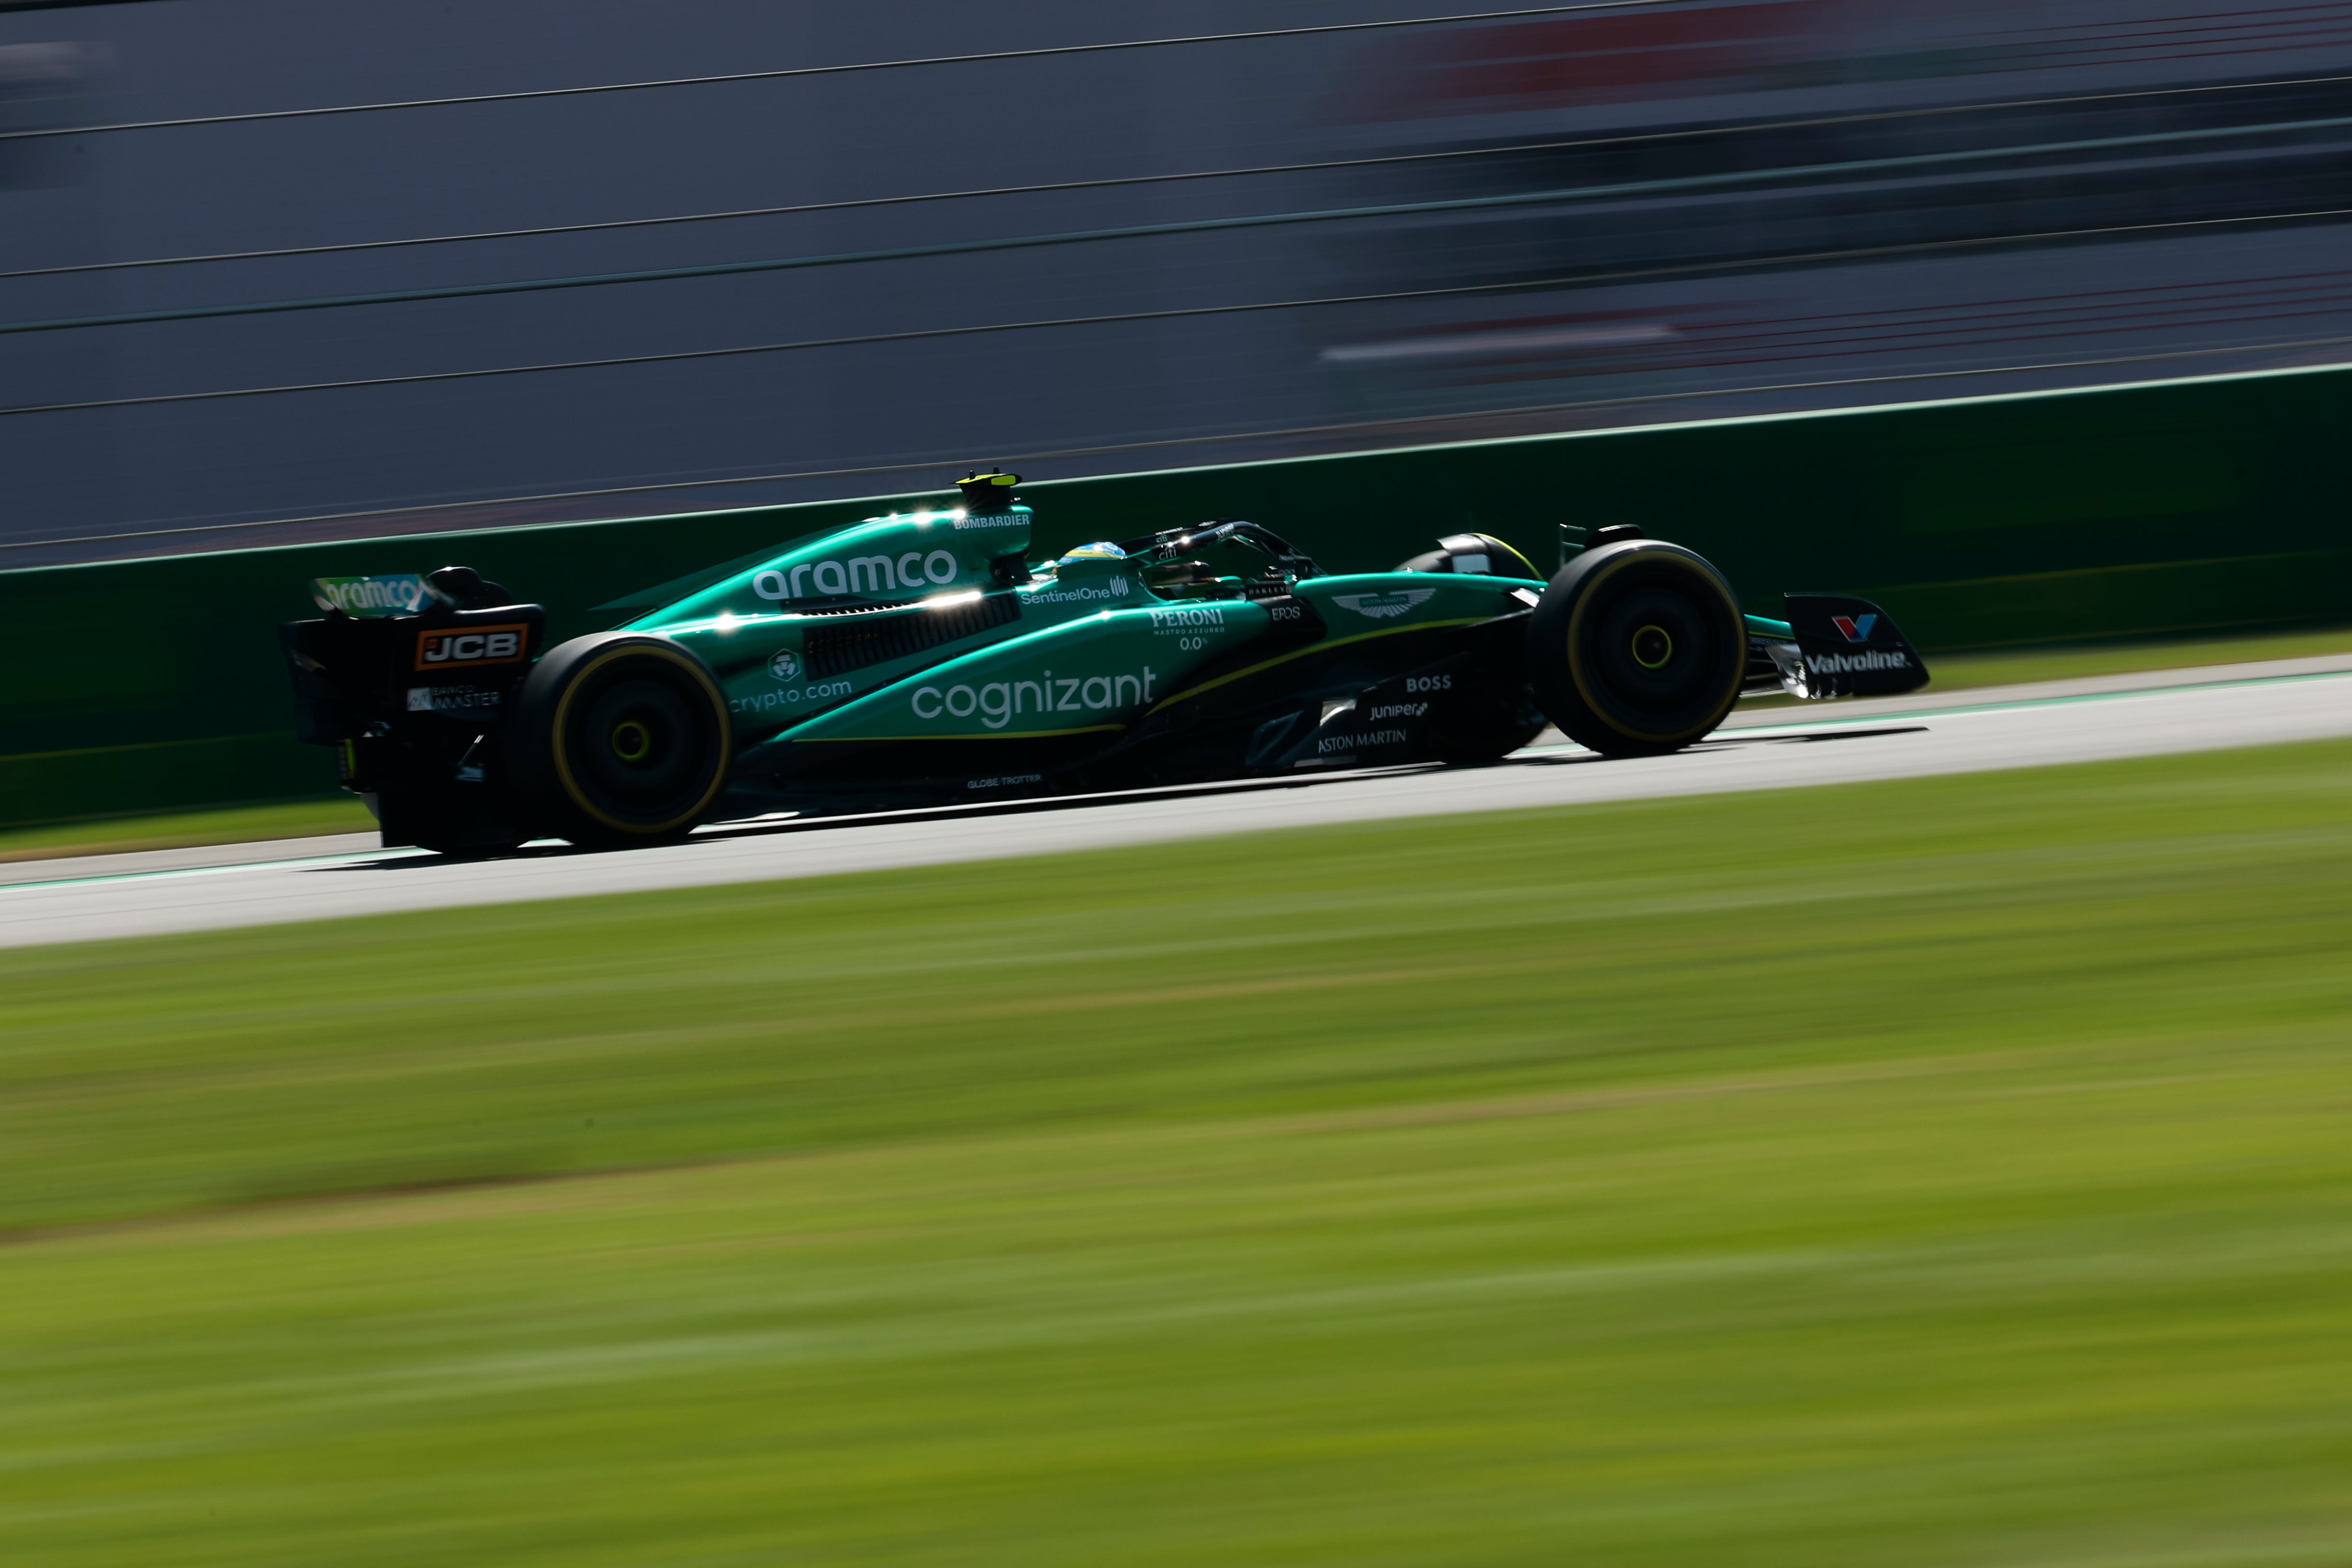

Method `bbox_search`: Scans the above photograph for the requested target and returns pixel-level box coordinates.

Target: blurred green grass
[0,796,370,863]
[7,740,2352,1566]
[1912,623,2352,691]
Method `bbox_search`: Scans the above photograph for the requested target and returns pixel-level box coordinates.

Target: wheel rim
[550,650,728,832]
[1565,555,1740,742]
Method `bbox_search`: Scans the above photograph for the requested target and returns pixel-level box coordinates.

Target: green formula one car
[282,470,1928,853]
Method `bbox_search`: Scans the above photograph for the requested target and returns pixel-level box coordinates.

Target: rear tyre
[505,633,730,847]
[1527,541,1744,756]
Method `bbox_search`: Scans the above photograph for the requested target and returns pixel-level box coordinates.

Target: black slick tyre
[1526,541,1744,756]
[505,633,731,846]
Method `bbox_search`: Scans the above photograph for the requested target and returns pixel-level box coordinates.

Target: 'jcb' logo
[416,623,527,671]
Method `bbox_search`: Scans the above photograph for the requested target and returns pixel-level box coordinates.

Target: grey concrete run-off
[0,832,383,886]
[1716,650,2352,728]
[1,659,2347,950]
[18,649,2346,889]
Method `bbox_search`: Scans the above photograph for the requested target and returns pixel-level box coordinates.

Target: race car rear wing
[1745,593,1929,700]
[280,567,547,848]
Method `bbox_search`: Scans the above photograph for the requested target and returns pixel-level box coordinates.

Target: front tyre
[506,633,731,846]
[1527,541,1744,756]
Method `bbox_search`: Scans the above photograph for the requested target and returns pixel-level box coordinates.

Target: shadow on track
[313,724,1932,874]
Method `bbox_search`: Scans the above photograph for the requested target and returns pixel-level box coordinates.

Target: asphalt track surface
[6,661,2351,950]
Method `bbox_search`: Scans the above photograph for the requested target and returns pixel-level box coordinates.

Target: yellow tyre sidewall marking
[1563,552,1743,746]
[549,643,731,835]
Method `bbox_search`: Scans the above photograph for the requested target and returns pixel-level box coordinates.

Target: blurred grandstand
[2,0,2349,566]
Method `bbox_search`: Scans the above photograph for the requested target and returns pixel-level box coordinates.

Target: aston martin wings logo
[1329,588,1437,620]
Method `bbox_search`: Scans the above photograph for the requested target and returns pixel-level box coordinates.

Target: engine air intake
[803,592,1021,678]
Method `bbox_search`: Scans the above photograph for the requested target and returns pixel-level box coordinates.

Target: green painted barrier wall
[5,366,2346,828]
